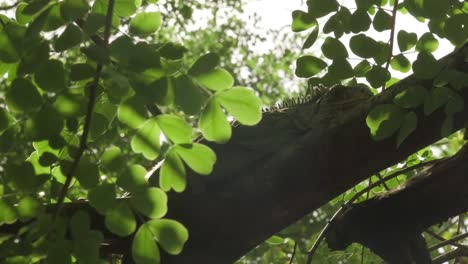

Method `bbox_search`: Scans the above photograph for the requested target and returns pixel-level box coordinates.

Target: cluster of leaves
[291,0,468,147]
[240,0,468,263]
[0,0,262,263]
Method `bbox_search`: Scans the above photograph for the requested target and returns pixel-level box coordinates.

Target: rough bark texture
[326,144,468,264]
[1,44,467,263]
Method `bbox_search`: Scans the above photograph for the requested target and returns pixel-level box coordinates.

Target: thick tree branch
[325,144,468,263]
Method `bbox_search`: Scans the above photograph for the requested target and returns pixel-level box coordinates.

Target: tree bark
[326,144,468,264]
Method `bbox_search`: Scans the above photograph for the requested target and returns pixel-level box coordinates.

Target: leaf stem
[55,0,115,216]
[382,0,399,89]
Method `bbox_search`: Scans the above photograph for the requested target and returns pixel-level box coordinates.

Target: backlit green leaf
[194,68,234,91]
[131,118,161,160]
[397,30,417,52]
[34,59,66,92]
[366,104,406,140]
[365,66,390,88]
[302,26,319,49]
[321,37,348,60]
[155,114,192,144]
[54,24,83,51]
[105,202,136,237]
[295,55,327,78]
[130,187,167,219]
[117,97,148,129]
[396,111,417,147]
[390,54,411,73]
[75,156,99,189]
[60,0,89,21]
[174,143,216,175]
[0,199,17,224]
[16,196,43,221]
[129,12,162,37]
[416,32,438,52]
[216,87,262,126]
[160,148,186,192]
[349,34,380,58]
[117,165,148,193]
[6,78,42,113]
[88,184,118,215]
[291,10,317,32]
[423,86,450,115]
[372,8,392,31]
[199,98,231,143]
[413,51,442,80]
[146,219,189,255]
[188,53,220,75]
[132,224,160,264]
[394,85,427,108]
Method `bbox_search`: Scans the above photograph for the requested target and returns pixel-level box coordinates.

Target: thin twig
[382,0,400,89]
[432,247,468,264]
[0,2,19,11]
[306,159,441,264]
[55,0,115,216]
[288,242,298,264]
[428,232,468,251]
[425,229,468,250]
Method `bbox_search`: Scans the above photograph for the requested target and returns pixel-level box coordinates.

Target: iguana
[182,83,375,193]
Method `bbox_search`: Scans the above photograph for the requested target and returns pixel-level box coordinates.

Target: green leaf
[131,118,161,160]
[397,30,417,52]
[6,78,42,113]
[24,105,64,140]
[0,199,17,224]
[441,115,453,137]
[266,235,285,245]
[117,97,148,129]
[327,58,353,81]
[75,156,99,189]
[365,66,390,88]
[174,144,216,175]
[0,28,21,63]
[194,68,234,91]
[412,51,442,80]
[390,54,411,73]
[54,93,86,118]
[105,202,136,237]
[117,165,148,193]
[216,87,262,126]
[307,0,339,18]
[291,10,317,32]
[349,9,371,33]
[423,86,450,115]
[70,63,95,81]
[404,0,449,19]
[34,59,66,92]
[16,3,33,25]
[353,60,372,77]
[0,107,13,132]
[415,32,438,52]
[155,114,192,144]
[60,0,89,21]
[445,93,464,115]
[394,85,427,108]
[372,8,392,31]
[444,14,468,47]
[54,24,82,51]
[302,26,319,49]
[295,55,327,78]
[16,196,43,221]
[132,224,160,264]
[356,0,375,10]
[349,34,380,58]
[115,0,140,17]
[73,230,103,264]
[188,53,220,75]
[160,148,186,192]
[199,98,231,143]
[71,210,90,239]
[130,187,168,219]
[43,4,67,31]
[101,146,124,173]
[88,184,117,215]
[396,111,417,147]
[129,12,162,37]
[18,40,49,75]
[146,219,189,255]
[173,75,208,115]
[366,104,406,140]
[321,37,348,60]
